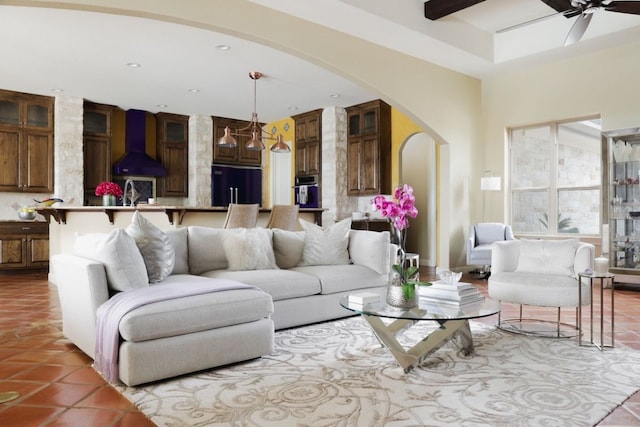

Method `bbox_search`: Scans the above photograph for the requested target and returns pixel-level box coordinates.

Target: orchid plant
[372,184,427,300]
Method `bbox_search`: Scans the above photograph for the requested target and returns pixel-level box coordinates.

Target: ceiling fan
[424,0,640,45]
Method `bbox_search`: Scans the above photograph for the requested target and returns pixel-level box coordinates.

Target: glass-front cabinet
[604,127,640,274]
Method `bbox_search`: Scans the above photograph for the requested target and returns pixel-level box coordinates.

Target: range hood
[112,109,167,177]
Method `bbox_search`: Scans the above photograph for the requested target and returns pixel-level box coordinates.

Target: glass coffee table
[340,294,500,373]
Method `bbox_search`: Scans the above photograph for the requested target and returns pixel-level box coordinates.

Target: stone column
[188,115,213,207]
[54,95,84,206]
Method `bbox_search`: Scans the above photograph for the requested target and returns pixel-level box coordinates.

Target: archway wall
[14,0,481,268]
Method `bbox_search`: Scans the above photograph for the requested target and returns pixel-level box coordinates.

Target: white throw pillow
[516,238,579,277]
[349,229,391,275]
[126,211,175,283]
[222,228,279,271]
[272,229,305,269]
[74,229,149,292]
[299,218,351,266]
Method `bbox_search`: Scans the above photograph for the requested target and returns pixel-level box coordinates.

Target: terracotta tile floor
[0,268,639,426]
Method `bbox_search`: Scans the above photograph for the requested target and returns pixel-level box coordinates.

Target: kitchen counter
[36,206,324,226]
[37,206,325,261]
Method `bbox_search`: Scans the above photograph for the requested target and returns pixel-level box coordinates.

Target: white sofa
[51,218,392,386]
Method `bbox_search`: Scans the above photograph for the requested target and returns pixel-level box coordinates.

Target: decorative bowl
[437,270,462,285]
[18,209,36,220]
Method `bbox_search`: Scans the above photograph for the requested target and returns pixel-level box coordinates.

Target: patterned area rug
[118,317,640,426]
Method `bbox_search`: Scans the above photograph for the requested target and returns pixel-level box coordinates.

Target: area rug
[117,317,640,426]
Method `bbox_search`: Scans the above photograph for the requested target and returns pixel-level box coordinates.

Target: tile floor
[0,268,639,426]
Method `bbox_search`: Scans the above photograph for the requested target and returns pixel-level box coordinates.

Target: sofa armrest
[348,230,391,275]
[51,254,110,358]
[491,240,520,273]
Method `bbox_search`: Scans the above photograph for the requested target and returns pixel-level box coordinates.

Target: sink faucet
[123,179,135,207]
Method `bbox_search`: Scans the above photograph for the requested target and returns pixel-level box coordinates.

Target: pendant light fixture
[217,71,290,153]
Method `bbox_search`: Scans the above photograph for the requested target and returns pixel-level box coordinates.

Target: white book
[418,286,480,301]
[348,291,380,305]
[428,281,474,291]
[419,293,484,306]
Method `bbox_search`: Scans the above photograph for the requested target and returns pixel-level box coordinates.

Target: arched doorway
[400,132,439,267]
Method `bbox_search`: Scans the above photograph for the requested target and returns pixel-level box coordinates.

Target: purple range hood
[112,109,167,176]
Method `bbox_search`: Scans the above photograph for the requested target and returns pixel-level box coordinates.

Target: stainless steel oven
[294,175,319,208]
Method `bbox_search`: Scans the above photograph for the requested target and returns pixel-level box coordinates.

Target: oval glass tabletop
[340,293,500,321]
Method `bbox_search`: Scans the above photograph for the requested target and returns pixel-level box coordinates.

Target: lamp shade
[481,176,501,191]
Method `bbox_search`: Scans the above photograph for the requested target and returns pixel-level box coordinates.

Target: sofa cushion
[200,269,321,301]
[118,275,274,342]
[348,229,390,275]
[290,264,387,294]
[223,228,278,271]
[299,218,351,266]
[165,228,189,275]
[74,229,148,292]
[516,239,579,277]
[272,229,305,269]
[126,211,175,283]
[187,226,228,274]
[489,272,590,307]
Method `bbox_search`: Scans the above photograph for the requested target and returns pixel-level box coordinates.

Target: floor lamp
[481,174,501,222]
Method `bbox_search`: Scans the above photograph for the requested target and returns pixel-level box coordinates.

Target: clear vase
[102,195,116,206]
[386,276,418,309]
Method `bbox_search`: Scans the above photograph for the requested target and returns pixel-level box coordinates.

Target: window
[509,117,601,236]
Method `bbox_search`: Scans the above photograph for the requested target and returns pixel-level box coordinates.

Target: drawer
[0,221,49,235]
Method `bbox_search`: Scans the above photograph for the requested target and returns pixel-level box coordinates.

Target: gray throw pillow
[126,211,175,283]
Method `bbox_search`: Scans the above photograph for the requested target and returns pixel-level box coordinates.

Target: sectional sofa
[51,213,393,386]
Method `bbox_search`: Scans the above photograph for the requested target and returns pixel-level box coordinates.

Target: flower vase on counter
[103,195,116,206]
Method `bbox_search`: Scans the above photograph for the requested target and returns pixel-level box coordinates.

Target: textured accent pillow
[299,218,351,266]
[516,238,579,277]
[222,228,279,271]
[74,229,148,292]
[272,229,305,269]
[126,211,175,283]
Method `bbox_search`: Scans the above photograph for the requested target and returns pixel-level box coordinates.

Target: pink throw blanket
[94,279,255,383]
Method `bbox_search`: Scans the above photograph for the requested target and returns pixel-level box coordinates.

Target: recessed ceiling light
[329,94,341,98]
[50,88,63,92]
[126,62,141,68]
[156,104,167,108]
[216,44,230,51]
[188,88,200,93]
[288,106,299,111]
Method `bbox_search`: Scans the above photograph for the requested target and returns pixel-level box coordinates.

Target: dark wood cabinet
[156,112,189,197]
[0,90,54,193]
[212,116,262,166]
[346,99,391,196]
[293,109,322,177]
[83,102,114,205]
[0,221,49,270]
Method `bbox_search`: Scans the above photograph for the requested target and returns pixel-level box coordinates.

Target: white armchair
[488,238,594,337]
[466,222,515,267]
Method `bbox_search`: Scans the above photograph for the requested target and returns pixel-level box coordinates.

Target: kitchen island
[37,206,324,260]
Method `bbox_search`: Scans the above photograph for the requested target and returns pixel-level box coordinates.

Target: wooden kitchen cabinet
[293,109,322,177]
[346,99,391,196]
[0,221,49,270]
[212,116,262,166]
[83,102,114,205]
[156,112,189,197]
[0,89,54,193]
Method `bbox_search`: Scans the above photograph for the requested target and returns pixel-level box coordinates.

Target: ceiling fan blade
[424,0,485,20]
[564,12,593,45]
[497,10,570,34]
[539,0,581,18]
[605,1,640,15]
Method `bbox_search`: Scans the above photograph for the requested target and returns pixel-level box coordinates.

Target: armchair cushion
[475,223,509,245]
[515,239,579,277]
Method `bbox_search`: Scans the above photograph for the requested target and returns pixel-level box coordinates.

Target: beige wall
[481,41,640,232]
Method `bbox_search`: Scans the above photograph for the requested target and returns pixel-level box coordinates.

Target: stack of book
[418,281,484,306]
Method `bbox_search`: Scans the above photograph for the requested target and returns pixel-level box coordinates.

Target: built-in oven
[294,175,319,208]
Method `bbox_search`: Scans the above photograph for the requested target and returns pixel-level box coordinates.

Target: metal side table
[577,272,615,350]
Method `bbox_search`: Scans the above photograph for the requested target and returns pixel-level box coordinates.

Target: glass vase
[102,194,116,206]
[386,276,418,309]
